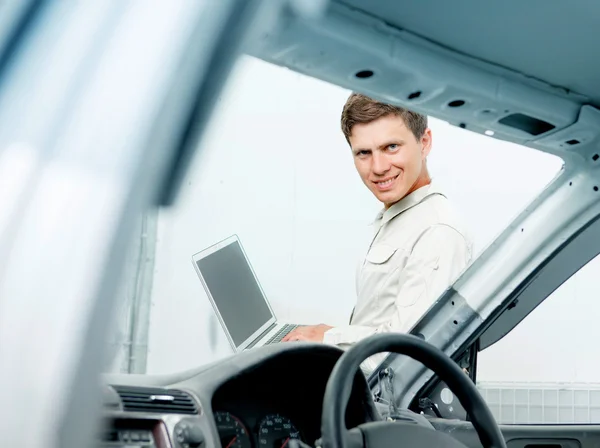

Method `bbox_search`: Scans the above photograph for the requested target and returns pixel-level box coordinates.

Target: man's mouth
[373,174,399,190]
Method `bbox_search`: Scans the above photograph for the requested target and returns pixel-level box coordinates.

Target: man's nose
[372,151,390,175]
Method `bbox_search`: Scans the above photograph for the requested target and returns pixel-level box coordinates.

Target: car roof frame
[249,0,600,407]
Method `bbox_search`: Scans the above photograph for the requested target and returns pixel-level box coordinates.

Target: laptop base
[245,323,299,350]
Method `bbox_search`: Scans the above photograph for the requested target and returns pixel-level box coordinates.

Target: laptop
[191,235,299,352]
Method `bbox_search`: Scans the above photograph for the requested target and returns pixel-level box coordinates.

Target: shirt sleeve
[322,224,472,370]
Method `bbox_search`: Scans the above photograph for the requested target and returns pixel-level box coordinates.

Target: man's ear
[421,128,432,159]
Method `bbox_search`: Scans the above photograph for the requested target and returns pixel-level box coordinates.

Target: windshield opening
[103,55,564,375]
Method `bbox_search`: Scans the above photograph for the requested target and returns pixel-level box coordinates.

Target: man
[282,93,473,373]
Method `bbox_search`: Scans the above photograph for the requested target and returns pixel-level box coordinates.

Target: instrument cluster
[214,410,303,448]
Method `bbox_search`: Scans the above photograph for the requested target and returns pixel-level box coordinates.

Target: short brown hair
[341,93,427,143]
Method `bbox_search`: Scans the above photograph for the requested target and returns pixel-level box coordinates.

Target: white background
[145,56,599,385]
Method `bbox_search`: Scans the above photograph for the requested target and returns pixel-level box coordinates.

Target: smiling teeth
[377,179,393,186]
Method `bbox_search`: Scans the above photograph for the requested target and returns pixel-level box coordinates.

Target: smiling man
[282,93,473,373]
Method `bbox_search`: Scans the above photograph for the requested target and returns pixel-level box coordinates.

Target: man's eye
[388,144,399,151]
[356,150,370,156]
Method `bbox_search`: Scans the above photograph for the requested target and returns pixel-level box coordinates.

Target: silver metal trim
[150,395,175,402]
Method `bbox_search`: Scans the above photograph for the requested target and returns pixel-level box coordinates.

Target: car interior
[2,1,600,448]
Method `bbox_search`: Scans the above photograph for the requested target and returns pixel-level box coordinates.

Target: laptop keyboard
[265,324,298,344]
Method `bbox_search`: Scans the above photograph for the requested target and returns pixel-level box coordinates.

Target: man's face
[349,114,432,208]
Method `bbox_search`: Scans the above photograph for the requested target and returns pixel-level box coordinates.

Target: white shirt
[323,181,473,374]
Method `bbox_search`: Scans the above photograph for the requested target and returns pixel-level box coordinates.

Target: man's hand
[282,324,333,342]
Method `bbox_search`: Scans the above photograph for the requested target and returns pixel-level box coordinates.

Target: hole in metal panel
[355,70,374,79]
[498,113,556,136]
[448,100,465,107]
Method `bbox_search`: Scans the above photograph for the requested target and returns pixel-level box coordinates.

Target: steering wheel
[319,333,506,448]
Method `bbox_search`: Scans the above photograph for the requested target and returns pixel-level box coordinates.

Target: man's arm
[322,224,472,348]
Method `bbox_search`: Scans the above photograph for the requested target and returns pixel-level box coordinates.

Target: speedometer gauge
[258,414,301,447]
[214,411,252,448]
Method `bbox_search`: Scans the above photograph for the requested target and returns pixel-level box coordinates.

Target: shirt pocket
[358,244,403,309]
[365,244,398,268]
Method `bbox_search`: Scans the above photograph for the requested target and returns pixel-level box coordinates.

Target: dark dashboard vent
[112,385,198,415]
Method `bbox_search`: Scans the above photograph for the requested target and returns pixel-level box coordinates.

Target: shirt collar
[373,181,445,225]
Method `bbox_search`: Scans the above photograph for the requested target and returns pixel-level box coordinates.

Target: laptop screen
[195,240,274,347]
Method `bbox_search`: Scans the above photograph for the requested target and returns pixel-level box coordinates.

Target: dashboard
[209,348,373,447]
[98,342,379,448]
[96,340,600,448]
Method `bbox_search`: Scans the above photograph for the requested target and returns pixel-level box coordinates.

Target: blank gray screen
[196,240,273,346]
